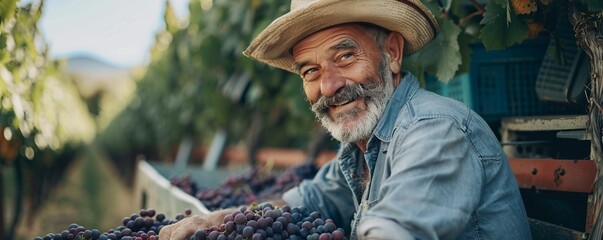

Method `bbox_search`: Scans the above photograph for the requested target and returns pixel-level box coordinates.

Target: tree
[101,0,319,169]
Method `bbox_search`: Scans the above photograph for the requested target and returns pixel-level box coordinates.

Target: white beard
[314,61,395,144]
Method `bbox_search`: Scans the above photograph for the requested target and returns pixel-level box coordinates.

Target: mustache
[311,83,371,115]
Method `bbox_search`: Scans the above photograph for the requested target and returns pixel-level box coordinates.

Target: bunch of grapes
[170,174,198,195]
[257,163,318,199]
[195,167,276,210]
[190,203,347,240]
[33,208,190,240]
[170,164,319,211]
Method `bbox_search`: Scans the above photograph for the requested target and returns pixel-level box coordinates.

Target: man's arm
[358,118,483,239]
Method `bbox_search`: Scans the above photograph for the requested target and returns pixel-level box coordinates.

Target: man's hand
[159,209,234,240]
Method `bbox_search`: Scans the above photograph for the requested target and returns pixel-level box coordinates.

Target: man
[160,0,532,239]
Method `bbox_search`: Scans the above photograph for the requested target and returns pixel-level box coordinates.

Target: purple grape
[272,221,283,233]
[246,220,258,230]
[252,233,263,240]
[331,229,345,240]
[323,222,337,233]
[234,213,246,224]
[207,230,220,240]
[319,233,332,240]
[155,213,166,222]
[223,214,234,224]
[257,217,268,229]
[242,226,254,238]
[224,221,236,233]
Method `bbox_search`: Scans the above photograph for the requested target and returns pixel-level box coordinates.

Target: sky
[36,0,190,68]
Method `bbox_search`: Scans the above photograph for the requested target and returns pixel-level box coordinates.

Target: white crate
[134,160,211,217]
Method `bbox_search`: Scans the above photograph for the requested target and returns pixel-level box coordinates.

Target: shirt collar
[372,72,420,142]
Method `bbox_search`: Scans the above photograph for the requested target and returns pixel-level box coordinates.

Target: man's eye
[304,68,317,75]
[341,53,354,60]
[302,68,318,81]
[338,52,356,66]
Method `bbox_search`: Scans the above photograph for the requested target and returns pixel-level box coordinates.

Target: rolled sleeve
[360,118,483,239]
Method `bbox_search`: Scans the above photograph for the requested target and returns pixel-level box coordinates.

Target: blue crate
[426,38,580,123]
[470,39,551,122]
[425,73,473,108]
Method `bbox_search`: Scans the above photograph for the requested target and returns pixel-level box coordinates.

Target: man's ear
[385,32,404,74]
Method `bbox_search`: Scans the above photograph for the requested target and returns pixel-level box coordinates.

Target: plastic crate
[470,38,586,122]
[425,73,473,108]
[134,160,211,217]
[536,19,589,107]
[425,39,582,123]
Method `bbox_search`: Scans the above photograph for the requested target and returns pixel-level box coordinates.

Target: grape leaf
[414,18,462,82]
[479,1,529,50]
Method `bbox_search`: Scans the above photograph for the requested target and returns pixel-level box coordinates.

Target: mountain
[64,55,133,98]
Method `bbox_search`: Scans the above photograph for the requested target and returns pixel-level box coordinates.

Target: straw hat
[243,0,440,73]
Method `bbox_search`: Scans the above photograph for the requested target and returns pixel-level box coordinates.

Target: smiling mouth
[331,99,354,107]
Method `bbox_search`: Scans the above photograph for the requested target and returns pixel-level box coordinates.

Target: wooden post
[567,2,603,239]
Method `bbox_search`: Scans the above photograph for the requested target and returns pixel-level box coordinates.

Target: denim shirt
[283,73,532,239]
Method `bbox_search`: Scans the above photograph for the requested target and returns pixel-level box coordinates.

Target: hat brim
[243,0,439,73]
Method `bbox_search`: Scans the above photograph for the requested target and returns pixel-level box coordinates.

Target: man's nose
[320,65,346,97]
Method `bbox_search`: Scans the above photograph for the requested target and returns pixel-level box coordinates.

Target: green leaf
[406,18,462,82]
[163,1,180,33]
[479,1,529,50]
[0,0,18,25]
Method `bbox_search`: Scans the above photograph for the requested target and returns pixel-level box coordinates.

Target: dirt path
[17,145,136,240]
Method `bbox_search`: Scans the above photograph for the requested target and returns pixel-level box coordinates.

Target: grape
[224,221,236,234]
[302,221,313,230]
[247,220,258,230]
[193,229,207,240]
[323,222,337,233]
[242,226,254,238]
[170,174,199,195]
[276,216,289,225]
[313,218,324,227]
[172,203,349,240]
[252,233,263,240]
[155,213,165,222]
[34,194,348,239]
[234,213,246,224]
[331,229,345,240]
[264,209,276,219]
[207,231,220,240]
[33,208,192,240]
[272,221,283,233]
[170,164,318,211]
